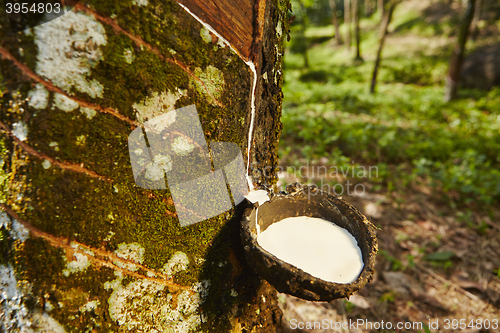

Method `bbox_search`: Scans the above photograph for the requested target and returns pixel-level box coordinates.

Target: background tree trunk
[378,0,385,15]
[370,0,396,93]
[344,0,352,50]
[444,0,476,102]
[0,0,287,331]
[297,0,310,67]
[470,0,482,40]
[353,0,363,61]
[330,0,343,45]
[364,0,374,16]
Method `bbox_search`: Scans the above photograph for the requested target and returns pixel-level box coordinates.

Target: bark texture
[0,0,288,331]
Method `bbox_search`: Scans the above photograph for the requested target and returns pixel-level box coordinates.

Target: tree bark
[329,0,343,45]
[353,0,363,61]
[443,0,476,102]
[0,0,287,331]
[370,0,396,93]
[344,0,352,50]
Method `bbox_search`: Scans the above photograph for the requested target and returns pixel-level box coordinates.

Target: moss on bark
[0,0,288,331]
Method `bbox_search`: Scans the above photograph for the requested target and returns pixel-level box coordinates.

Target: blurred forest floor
[276,0,500,331]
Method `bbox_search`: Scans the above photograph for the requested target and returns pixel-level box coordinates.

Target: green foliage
[289,0,334,26]
[299,70,329,82]
[289,31,309,54]
[379,291,395,303]
[424,251,455,261]
[0,138,8,204]
[422,322,432,333]
[280,8,500,207]
[424,251,455,269]
[380,250,403,271]
[344,300,355,313]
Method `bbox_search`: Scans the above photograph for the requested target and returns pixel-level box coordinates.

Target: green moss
[13,237,119,331]
[2,0,285,330]
[15,238,66,290]
[4,0,252,287]
[28,102,133,180]
[0,69,5,95]
[0,227,14,266]
[0,136,9,203]
[83,0,251,139]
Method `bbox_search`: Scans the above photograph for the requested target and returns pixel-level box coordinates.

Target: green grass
[280,3,500,207]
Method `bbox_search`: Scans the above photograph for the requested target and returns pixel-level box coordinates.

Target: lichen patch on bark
[53,94,79,112]
[104,270,209,332]
[191,65,225,105]
[33,11,107,99]
[133,90,186,124]
[27,83,49,110]
[0,264,67,333]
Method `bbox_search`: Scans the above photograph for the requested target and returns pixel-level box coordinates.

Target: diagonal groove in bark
[74,3,224,108]
[0,46,137,127]
[0,204,190,292]
[0,120,114,183]
[250,0,266,63]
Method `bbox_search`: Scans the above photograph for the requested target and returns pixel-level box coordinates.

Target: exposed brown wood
[176,0,255,61]
[250,0,267,63]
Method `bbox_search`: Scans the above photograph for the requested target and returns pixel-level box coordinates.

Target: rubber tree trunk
[330,0,343,45]
[353,0,363,61]
[0,0,287,331]
[344,0,352,50]
[444,0,476,102]
[370,0,396,93]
